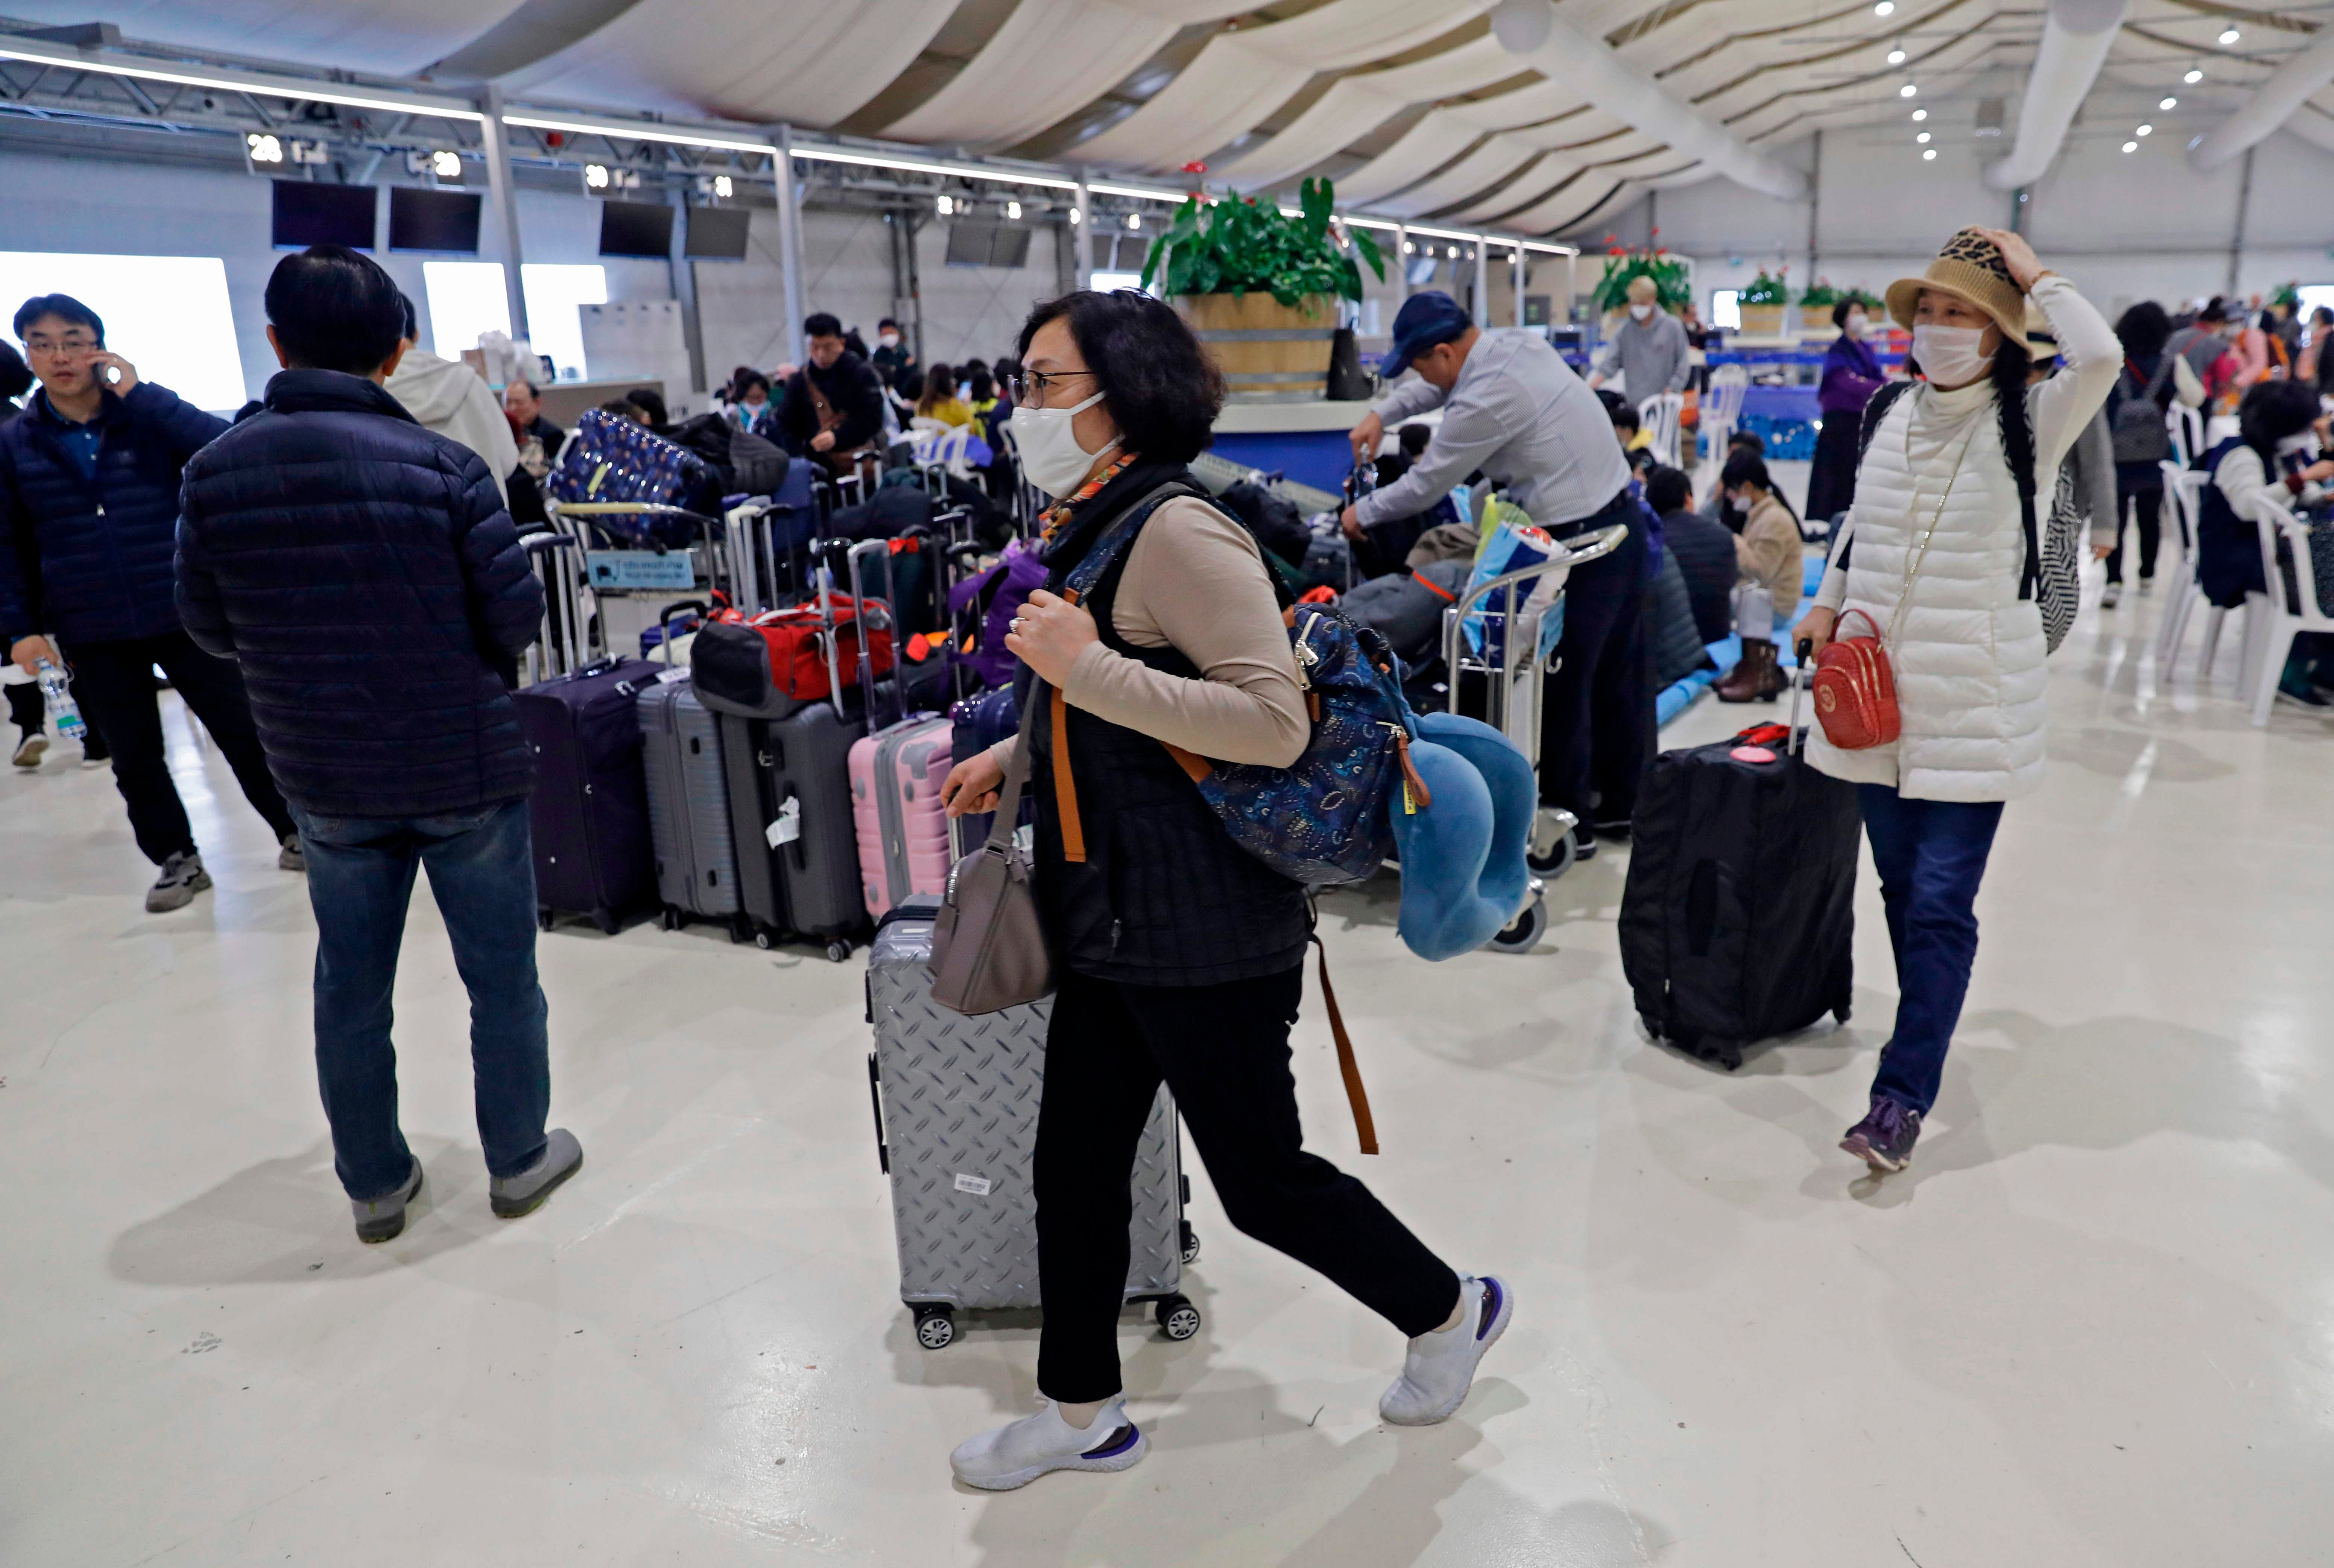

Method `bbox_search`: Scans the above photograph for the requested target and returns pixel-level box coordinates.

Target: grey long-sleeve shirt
[1358,329,1632,533]
[1592,310,1691,398]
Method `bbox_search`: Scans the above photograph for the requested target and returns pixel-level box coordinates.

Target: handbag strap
[1311,933,1378,1155]
[1885,417,1979,652]
[983,678,1044,855]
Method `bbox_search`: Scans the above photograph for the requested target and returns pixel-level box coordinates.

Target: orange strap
[1312,935,1378,1156]
[1050,587,1088,861]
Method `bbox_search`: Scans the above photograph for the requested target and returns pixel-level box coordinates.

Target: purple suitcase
[514,656,661,934]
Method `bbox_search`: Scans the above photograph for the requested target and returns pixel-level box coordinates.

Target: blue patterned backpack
[1060,484,1426,887]
[544,407,717,545]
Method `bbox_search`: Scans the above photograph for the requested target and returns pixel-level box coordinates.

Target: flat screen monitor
[684,205,751,261]
[599,201,674,259]
[387,187,482,254]
[271,181,376,250]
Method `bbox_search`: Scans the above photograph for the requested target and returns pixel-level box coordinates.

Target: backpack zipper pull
[1381,723,1431,814]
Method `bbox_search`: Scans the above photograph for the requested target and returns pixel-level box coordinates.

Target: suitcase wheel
[913,1304,955,1350]
[1487,896,1546,954]
[1180,1222,1200,1266]
[728,916,750,945]
[754,929,775,951]
[1156,1296,1201,1342]
[658,908,680,932]
[824,939,853,963]
[536,907,554,933]
[1526,816,1577,878]
[1834,1001,1853,1025]
[592,907,621,937]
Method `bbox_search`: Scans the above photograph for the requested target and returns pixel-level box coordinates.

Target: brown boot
[1714,637,1787,702]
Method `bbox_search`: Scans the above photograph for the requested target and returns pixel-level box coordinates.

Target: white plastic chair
[2152,465,2224,673]
[1700,365,1749,470]
[1638,392,1684,470]
[2240,489,2334,725]
[2167,404,2205,469]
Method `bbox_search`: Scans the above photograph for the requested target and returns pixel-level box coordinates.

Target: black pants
[2105,480,2162,585]
[65,631,294,864]
[1033,963,1460,1403]
[1541,495,1651,823]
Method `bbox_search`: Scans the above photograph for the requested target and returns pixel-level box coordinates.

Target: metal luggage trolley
[1436,520,1629,952]
[535,499,736,678]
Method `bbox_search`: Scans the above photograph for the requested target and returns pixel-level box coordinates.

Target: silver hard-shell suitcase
[637,671,744,937]
[865,901,1199,1349]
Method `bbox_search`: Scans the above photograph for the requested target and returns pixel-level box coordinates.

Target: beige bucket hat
[1885,227,2030,351]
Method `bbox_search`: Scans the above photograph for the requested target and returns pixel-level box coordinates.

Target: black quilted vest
[1029,471,1310,985]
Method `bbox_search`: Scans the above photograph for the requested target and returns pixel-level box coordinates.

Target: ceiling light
[1005,199,1021,219]
[2160,96,2177,110]
[1912,108,1927,121]
[2122,140,2138,152]
[1917,131,1932,143]
[2218,27,2239,45]
[1922,149,1937,160]
[1887,47,1907,64]
[1447,245,1460,258]
[246,132,283,165]
[2184,67,2203,83]
[1874,1,1894,14]
[936,193,953,215]
[584,163,609,189]
[430,149,461,179]
[1068,207,1080,225]
[1403,241,1416,254]
[2137,124,2152,136]
[1127,213,1141,229]
[712,174,732,198]
[1900,83,1918,98]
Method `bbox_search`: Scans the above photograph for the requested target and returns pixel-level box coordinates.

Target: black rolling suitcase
[515,657,659,934]
[716,700,864,959]
[1617,667,1860,1069]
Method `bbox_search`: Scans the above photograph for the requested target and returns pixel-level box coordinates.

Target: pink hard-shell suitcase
[849,713,954,920]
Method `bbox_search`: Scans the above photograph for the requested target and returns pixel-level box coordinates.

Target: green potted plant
[1142,177,1385,401]
[1738,267,1788,336]
[1591,238,1692,317]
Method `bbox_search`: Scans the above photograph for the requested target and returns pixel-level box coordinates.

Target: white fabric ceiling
[22,0,2332,239]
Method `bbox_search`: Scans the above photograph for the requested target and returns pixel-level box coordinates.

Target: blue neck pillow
[1389,711,1537,961]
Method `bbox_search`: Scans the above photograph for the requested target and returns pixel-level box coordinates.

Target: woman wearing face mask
[1796,227,2117,1176]
[2196,378,2334,705]
[936,289,1500,1492]
[1806,298,1890,526]
[1712,451,1807,702]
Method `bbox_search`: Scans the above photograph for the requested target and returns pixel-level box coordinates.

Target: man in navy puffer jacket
[176,246,580,1244]
[1,292,298,909]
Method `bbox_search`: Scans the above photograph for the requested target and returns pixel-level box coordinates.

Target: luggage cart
[1434,520,1629,952]
[543,499,734,666]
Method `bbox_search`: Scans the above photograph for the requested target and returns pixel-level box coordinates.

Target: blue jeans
[290,799,550,1201]
[1856,785,2005,1116]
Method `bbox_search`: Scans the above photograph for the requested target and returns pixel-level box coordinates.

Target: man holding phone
[0,292,299,911]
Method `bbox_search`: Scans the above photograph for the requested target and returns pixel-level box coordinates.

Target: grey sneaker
[278,833,306,872]
[354,1159,424,1243]
[11,731,44,768]
[489,1128,583,1218]
[950,1397,1146,1491]
[145,851,211,912]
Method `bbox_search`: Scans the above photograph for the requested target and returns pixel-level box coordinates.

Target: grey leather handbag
[928,684,1056,1013]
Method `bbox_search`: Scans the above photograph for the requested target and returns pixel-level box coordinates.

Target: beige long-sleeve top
[988,496,1309,773]
[1734,494,1804,608]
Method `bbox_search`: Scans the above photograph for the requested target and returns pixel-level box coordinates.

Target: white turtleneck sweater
[1808,273,2118,801]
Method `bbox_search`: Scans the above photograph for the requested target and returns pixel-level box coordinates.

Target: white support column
[1512,241,1526,327]
[1471,240,1489,324]
[1394,225,1409,301]
[1073,175,1093,291]
[769,124,807,366]
[478,85,529,343]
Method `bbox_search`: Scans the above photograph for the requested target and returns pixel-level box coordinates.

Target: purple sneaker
[1840,1100,1922,1174]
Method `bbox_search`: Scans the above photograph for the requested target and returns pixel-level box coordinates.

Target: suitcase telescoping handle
[656,599,709,667]
[846,538,909,728]
[1791,637,1814,755]
[520,530,585,680]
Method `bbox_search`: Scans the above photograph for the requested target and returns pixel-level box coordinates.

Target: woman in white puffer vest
[1797,227,2116,1175]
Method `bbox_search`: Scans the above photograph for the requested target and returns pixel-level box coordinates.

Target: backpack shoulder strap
[1855,379,1915,466]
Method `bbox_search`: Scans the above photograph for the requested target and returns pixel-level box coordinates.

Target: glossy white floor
[6,574,2331,1568]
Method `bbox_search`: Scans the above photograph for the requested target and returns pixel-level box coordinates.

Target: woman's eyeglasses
[1008,368,1096,406]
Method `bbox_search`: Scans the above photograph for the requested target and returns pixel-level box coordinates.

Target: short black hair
[2115,301,2171,360]
[1727,429,1765,456]
[878,318,900,332]
[1831,298,1862,331]
[13,292,102,344]
[804,312,842,340]
[596,398,643,422]
[0,339,29,403]
[266,246,406,374]
[397,290,419,343]
[1720,450,1773,495]
[736,371,770,398]
[1398,422,1431,456]
[2197,298,2228,325]
[1609,402,1640,433]
[967,366,993,402]
[624,386,669,425]
[1015,289,1222,464]
[1644,463,1690,515]
[2238,377,2321,459]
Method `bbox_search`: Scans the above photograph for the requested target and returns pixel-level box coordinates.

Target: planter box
[1179,292,1337,403]
[1737,303,1788,336]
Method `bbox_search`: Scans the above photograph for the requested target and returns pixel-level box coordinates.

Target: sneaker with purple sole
[1840,1099,1922,1174]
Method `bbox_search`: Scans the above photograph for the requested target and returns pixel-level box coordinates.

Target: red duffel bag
[688,595,894,716]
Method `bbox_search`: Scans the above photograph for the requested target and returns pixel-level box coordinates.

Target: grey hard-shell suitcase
[718,700,866,960]
[637,672,745,937]
[865,901,1200,1350]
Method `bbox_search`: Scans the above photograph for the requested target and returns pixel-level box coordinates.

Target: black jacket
[175,371,544,818]
[0,380,228,645]
[1660,506,1738,646]
[777,353,886,455]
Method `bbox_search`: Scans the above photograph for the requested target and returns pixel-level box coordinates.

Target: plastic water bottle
[33,658,86,742]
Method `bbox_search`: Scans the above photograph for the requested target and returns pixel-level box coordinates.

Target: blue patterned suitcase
[545,408,716,541]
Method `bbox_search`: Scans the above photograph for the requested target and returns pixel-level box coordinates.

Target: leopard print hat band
[1884,227,2032,351]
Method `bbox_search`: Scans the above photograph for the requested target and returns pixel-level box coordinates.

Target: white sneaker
[2101,581,2123,609]
[1379,1275,1513,1427]
[950,1396,1146,1491]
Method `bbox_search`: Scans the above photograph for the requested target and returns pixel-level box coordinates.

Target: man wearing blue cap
[1345,292,1650,859]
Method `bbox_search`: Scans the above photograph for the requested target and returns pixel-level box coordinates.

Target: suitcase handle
[866,1051,889,1175]
[847,538,910,728]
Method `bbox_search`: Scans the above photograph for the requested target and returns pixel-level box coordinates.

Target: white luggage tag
[766,797,802,848]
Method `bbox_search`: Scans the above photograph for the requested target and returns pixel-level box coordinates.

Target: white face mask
[1912,322,1992,387]
[1009,390,1119,499]
[879,333,900,349]
[1629,302,1653,321]
[1845,311,1869,337]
